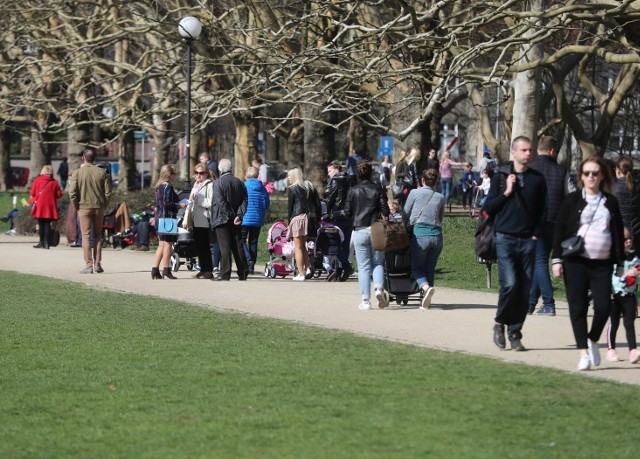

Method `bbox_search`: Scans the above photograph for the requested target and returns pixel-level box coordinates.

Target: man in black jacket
[210,159,249,281]
[324,160,352,280]
[527,136,575,316]
[484,136,547,351]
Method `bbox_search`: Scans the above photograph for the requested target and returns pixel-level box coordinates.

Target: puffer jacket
[344,180,389,228]
[243,178,270,227]
[324,171,350,218]
[614,177,640,236]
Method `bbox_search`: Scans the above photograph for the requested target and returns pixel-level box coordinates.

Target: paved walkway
[1,233,638,385]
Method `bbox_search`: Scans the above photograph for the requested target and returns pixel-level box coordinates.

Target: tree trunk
[118,129,136,191]
[0,126,10,191]
[302,104,335,190]
[66,122,91,172]
[511,0,543,144]
[233,114,259,179]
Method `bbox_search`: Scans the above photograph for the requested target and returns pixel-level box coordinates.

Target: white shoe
[588,340,601,367]
[420,286,435,310]
[375,289,388,309]
[358,300,372,310]
[292,274,305,281]
[577,354,591,371]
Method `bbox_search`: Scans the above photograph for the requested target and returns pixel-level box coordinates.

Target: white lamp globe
[179,16,202,40]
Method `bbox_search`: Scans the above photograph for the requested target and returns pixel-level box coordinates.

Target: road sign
[134,130,146,140]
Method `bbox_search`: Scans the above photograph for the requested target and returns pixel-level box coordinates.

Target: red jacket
[29,175,62,220]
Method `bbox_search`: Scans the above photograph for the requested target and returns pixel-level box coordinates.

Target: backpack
[484,159,496,175]
[474,210,496,261]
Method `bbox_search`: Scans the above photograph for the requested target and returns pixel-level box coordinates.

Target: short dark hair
[83,149,96,163]
[538,135,558,153]
[328,160,341,171]
[356,161,372,181]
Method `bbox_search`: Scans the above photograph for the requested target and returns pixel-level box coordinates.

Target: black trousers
[215,222,248,280]
[563,258,613,349]
[38,218,52,246]
[193,227,213,272]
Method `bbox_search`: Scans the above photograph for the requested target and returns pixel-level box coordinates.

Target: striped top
[579,192,612,260]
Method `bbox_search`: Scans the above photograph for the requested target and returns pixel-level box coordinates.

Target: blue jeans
[440,177,452,204]
[495,232,536,340]
[528,222,556,309]
[353,228,385,300]
[241,225,261,265]
[411,235,444,289]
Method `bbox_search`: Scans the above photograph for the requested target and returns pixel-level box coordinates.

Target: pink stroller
[263,221,295,278]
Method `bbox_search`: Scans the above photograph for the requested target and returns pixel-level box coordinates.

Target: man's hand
[233,216,242,226]
[504,174,516,197]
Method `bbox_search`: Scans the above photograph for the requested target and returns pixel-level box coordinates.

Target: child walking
[606,227,640,364]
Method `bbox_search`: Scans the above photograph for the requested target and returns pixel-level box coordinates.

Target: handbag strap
[581,193,602,237]
[413,190,436,221]
[37,180,52,197]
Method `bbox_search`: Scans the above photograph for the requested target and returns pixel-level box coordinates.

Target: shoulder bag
[561,195,601,259]
[157,185,179,235]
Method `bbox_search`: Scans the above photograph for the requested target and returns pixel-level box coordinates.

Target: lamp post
[178,16,202,192]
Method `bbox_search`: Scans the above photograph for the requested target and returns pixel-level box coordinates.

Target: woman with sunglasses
[552,157,625,371]
[183,164,215,279]
[151,164,186,279]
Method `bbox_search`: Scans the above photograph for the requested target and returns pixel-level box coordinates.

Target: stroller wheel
[170,252,180,272]
[186,258,196,271]
[264,266,270,277]
[270,267,277,279]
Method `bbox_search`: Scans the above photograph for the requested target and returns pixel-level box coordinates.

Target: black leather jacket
[288,184,321,220]
[344,180,389,228]
[324,171,350,219]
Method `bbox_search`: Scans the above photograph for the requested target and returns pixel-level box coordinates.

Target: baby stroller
[264,220,295,278]
[384,245,423,306]
[170,213,198,272]
[314,221,345,280]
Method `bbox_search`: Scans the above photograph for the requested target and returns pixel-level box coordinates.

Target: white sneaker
[577,354,591,371]
[292,274,305,281]
[420,287,435,310]
[588,340,601,367]
[375,289,388,309]
[358,300,372,310]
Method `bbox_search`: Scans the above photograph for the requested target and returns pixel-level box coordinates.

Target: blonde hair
[193,163,211,179]
[407,147,421,164]
[287,167,313,190]
[155,164,176,189]
[245,166,258,179]
[41,165,53,176]
[440,150,451,163]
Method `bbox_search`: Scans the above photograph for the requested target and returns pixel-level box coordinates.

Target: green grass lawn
[0,272,635,458]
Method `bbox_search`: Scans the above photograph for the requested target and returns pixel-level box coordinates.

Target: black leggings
[38,218,52,246]
[563,258,613,349]
[607,294,637,350]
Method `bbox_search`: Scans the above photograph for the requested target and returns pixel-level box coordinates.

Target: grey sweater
[403,186,445,228]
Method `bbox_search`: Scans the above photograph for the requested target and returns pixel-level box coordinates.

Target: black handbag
[560,235,584,259]
[561,195,601,259]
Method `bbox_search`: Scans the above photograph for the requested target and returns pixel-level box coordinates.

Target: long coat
[29,174,62,220]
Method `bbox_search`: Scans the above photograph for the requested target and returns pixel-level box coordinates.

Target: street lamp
[178,16,202,192]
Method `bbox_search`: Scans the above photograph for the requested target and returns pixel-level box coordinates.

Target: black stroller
[383,246,423,306]
[169,210,199,272]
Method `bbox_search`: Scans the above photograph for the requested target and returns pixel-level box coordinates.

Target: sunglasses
[170,172,177,176]
[582,170,600,177]
[195,171,206,175]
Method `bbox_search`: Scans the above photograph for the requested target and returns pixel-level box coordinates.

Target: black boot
[162,268,177,279]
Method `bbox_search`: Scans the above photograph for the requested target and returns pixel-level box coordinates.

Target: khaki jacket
[68,163,112,210]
